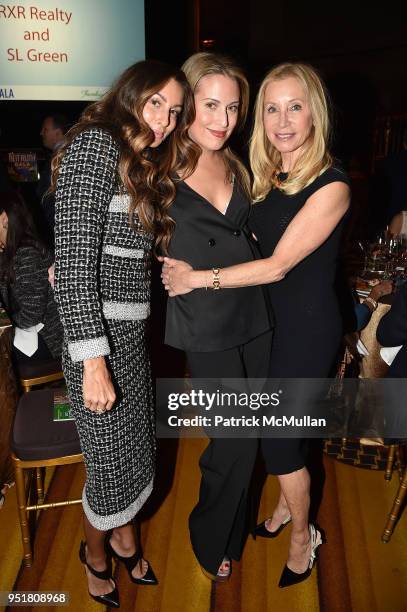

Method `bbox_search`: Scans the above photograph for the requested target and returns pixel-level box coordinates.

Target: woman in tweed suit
[53,61,197,607]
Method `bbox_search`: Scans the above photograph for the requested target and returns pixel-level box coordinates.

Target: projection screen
[0,0,145,101]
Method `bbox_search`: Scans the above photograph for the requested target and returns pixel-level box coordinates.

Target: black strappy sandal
[79,540,120,607]
[105,538,158,586]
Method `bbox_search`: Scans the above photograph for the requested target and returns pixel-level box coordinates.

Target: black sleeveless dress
[249,167,350,474]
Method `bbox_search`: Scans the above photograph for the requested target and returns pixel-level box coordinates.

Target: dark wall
[145,0,195,65]
[1,0,406,167]
[248,3,407,112]
[196,1,407,171]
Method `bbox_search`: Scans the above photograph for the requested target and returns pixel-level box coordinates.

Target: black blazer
[0,246,63,358]
[165,180,272,352]
[377,282,407,377]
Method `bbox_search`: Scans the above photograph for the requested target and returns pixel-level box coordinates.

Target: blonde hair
[180,52,251,197]
[250,63,333,200]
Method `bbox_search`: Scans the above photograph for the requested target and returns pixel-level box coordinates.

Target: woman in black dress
[162,62,351,587]
[163,52,272,581]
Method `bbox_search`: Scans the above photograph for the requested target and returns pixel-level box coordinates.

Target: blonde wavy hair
[250,63,333,200]
[179,52,251,197]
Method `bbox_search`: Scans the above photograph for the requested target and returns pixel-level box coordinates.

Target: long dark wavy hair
[0,189,47,283]
[51,60,200,253]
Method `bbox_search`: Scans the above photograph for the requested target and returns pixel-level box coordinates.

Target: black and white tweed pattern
[54,128,155,530]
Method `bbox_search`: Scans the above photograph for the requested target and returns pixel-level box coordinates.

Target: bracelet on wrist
[212,268,221,290]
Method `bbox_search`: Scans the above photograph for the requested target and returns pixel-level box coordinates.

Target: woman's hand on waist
[161,257,205,296]
[83,356,116,413]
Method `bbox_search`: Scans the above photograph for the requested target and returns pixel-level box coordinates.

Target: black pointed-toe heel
[79,541,120,608]
[105,538,158,586]
[254,515,292,539]
[278,524,324,588]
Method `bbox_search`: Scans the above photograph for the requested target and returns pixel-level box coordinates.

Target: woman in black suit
[164,52,272,580]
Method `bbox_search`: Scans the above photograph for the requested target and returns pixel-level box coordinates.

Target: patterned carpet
[1,438,406,612]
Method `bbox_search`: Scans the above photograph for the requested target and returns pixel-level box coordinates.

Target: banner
[0,0,145,100]
[5,149,38,181]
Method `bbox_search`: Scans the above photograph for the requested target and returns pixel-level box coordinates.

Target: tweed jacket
[0,246,63,358]
[54,128,153,362]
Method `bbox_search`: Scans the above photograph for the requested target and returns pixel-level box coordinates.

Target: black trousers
[186,330,272,575]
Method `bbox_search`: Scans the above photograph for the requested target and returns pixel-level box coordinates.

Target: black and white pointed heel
[278,524,324,588]
[105,538,158,586]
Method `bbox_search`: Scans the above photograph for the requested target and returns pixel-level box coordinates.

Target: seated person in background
[344,279,393,446]
[338,268,392,335]
[376,281,407,443]
[389,210,407,237]
[377,281,407,378]
[337,278,392,381]
[0,189,63,367]
[355,280,393,331]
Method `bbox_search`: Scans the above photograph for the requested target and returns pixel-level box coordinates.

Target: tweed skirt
[63,319,155,531]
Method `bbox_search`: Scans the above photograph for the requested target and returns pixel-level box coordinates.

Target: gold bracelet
[364,296,378,311]
[212,268,221,290]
